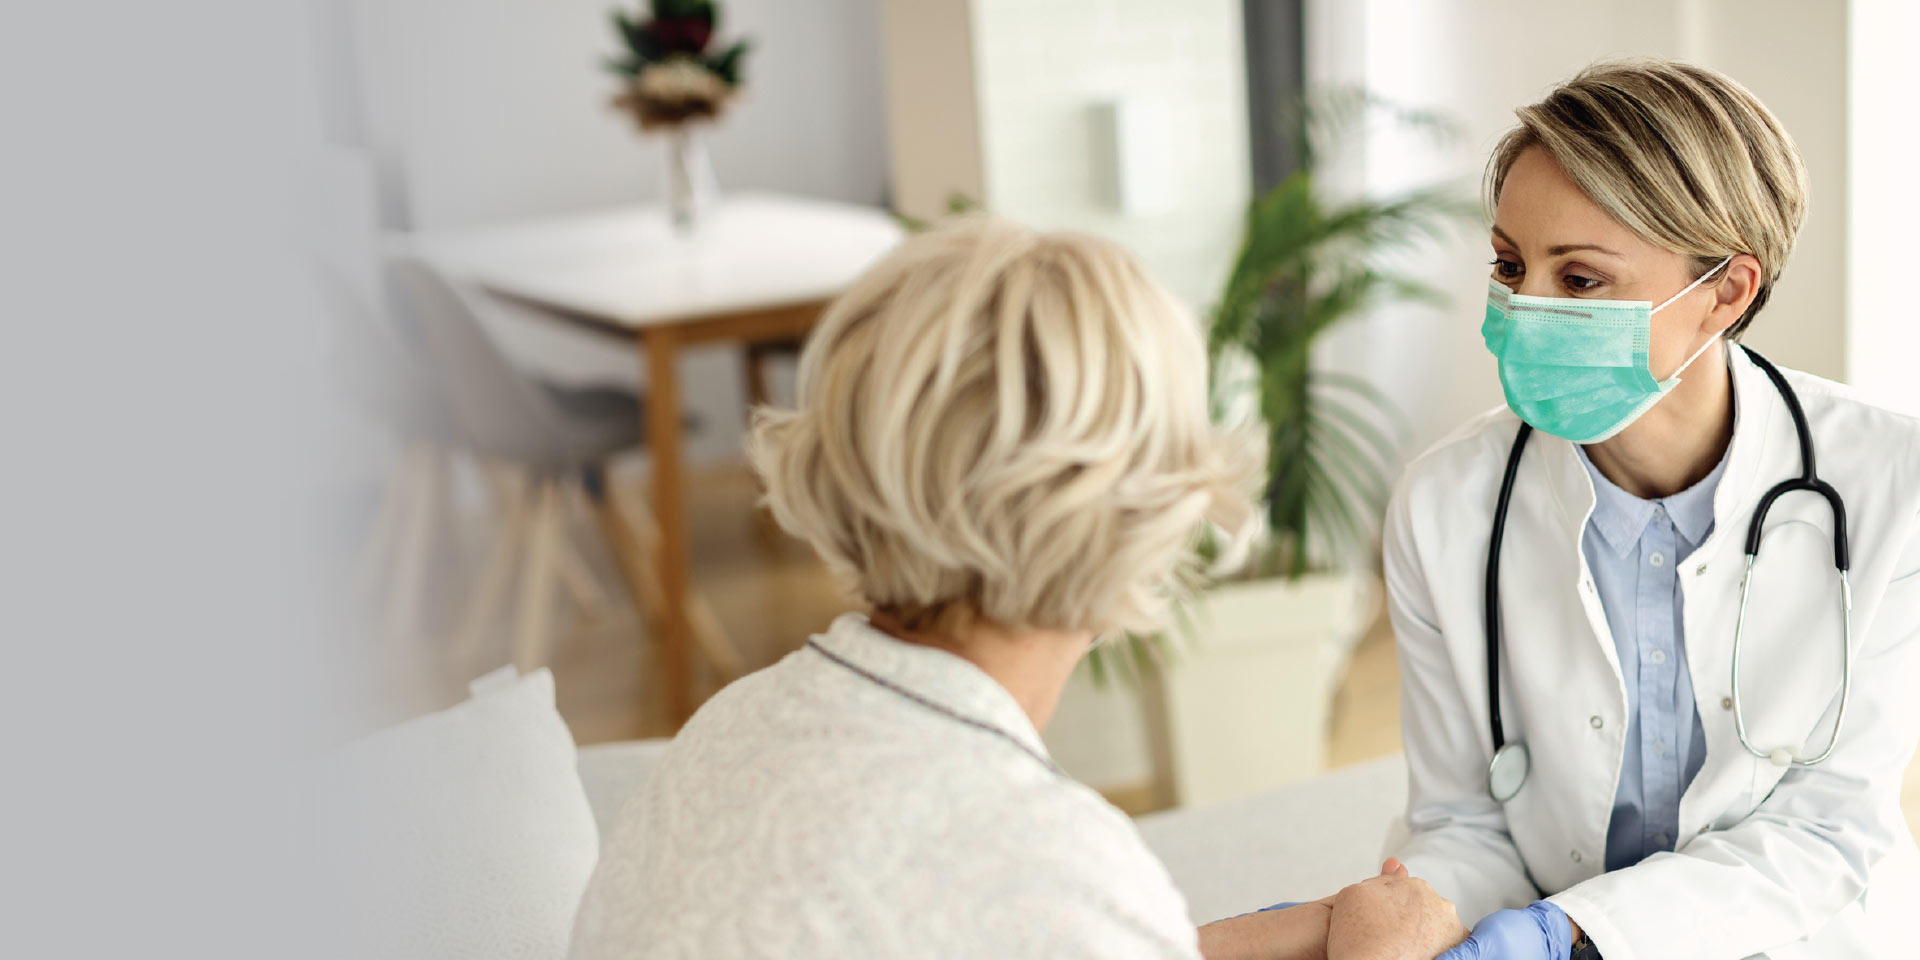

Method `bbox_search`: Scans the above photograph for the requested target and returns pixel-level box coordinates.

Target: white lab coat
[1387,347,1920,960]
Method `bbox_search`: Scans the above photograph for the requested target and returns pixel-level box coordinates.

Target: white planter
[1041,572,1379,810]
[1149,572,1378,808]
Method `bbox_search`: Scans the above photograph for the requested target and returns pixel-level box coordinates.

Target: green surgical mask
[1481,257,1733,444]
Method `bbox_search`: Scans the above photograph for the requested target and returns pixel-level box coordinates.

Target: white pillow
[319,667,599,960]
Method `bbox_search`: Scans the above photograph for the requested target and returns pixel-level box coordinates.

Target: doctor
[1386,59,1920,960]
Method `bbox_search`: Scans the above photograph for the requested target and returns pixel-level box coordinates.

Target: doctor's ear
[1705,254,1765,338]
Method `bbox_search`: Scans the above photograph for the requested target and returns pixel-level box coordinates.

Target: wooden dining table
[408,193,904,722]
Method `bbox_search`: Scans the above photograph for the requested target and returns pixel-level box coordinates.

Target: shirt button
[1721,696,1735,711]
[1570,850,1584,863]
[1650,552,1666,567]
[1652,740,1667,757]
[1590,715,1605,729]
[1650,650,1668,664]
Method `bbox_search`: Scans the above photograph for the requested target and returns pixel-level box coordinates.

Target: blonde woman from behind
[570,216,1468,960]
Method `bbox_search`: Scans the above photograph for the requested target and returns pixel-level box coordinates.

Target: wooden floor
[362,459,1920,838]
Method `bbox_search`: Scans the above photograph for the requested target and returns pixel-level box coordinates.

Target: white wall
[969,0,1251,308]
[338,0,889,230]
[1844,0,1920,417]
[310,0,893,464]
[1308,0,1851,456]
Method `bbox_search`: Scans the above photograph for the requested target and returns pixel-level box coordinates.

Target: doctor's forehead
[1490,146,1644,256]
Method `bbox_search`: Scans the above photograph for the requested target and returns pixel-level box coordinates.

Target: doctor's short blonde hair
[1487,58,1808,338]
[749,216,1258,639]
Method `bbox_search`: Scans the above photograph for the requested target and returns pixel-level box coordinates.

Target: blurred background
[302,0,1919,827]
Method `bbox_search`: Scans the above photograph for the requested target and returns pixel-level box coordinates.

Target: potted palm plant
[1051,93,1473,808]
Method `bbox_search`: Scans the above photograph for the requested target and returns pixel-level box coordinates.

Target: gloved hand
[1436,900,1573,960]
[1255,901,1306,912]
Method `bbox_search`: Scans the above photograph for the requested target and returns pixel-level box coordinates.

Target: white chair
[382,256,741,680]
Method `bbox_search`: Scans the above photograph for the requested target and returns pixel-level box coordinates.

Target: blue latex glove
[1437,901,1573,960]
[1256,902,1306,913]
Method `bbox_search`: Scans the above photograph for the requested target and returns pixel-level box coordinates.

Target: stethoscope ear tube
[1729,349,1854,768]
[1742,478,1849,572]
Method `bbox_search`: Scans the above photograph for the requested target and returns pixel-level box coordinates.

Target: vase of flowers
[607,0,751,236]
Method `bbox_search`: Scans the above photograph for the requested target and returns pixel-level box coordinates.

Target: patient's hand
[1195,860,1426,960]
[1325,871,1467,960]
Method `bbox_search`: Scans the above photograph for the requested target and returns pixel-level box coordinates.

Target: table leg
[642,327,696,724]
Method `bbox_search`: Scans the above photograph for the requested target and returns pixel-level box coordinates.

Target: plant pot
[1145,572,1378,808]
[1041,572,1379,810]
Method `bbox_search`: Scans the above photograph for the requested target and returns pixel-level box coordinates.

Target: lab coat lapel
[1497,426,1627,890]
[1538,419,1627,690]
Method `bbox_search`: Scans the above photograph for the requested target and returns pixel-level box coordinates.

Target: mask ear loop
[1655,255,1737,380]
[1652,255,1735,314]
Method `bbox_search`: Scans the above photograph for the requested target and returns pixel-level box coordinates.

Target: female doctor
[1386,59,1920,960]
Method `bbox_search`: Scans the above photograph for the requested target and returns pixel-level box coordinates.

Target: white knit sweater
[569,613,1201,959]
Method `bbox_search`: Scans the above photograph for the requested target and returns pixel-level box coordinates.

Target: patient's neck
[869,610,1091,731]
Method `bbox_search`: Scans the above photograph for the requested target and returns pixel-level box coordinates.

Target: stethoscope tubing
[1484,346,1853,802]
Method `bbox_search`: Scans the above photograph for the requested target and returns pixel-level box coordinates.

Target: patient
[570,217,1465,959]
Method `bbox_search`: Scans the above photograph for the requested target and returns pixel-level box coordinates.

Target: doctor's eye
[1562,273,1602,292]
[1489,258,1523,281]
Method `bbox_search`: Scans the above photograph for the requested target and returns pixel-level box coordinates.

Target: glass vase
[662,125,718,237]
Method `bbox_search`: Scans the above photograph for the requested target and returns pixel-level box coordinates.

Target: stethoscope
[1484,346,1854,803]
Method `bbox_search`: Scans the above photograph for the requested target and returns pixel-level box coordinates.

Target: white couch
[576,738,1409,925]
[334,667,1409,958]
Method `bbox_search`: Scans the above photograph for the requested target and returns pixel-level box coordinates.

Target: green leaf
[1300,458,1364,569]
[1309,384,1400,473]
[1306,422,1390,528]
[708,39,750,86]
[1311,372,1414,446]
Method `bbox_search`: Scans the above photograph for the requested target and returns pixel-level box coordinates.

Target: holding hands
[1210,859,1554,960]
[1325,859,1469,960]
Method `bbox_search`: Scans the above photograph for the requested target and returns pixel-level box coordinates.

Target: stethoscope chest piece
[1488,742,1531,802]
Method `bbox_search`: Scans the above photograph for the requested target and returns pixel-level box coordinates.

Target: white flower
[636,58,730,106]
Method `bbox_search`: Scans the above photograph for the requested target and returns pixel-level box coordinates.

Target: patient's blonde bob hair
[1487,58,1808,338]
[750,216,1257,639]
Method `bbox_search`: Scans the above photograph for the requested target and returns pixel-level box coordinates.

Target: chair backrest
[307,147,452,442]
[381,256,579,463]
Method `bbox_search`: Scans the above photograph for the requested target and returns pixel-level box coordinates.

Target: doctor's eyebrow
[1490,225,1625,259]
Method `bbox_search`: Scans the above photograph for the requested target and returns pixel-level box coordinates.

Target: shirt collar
[805,613,1054,763]
[1575,397,1734,557]
[1542,344,1781,561]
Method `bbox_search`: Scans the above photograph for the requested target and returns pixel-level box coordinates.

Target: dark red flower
[646,16,712,55]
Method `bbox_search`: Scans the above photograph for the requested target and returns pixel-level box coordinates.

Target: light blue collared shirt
[1577,443,1728,872]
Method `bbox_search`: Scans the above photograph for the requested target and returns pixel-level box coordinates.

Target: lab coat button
[1698,824,1711,835]
[1590,715,1604,729]
[1655,833,1670,846]
[1569,850,1584,863]
[1721,696,1734,710]
[1695,563,1708,576]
